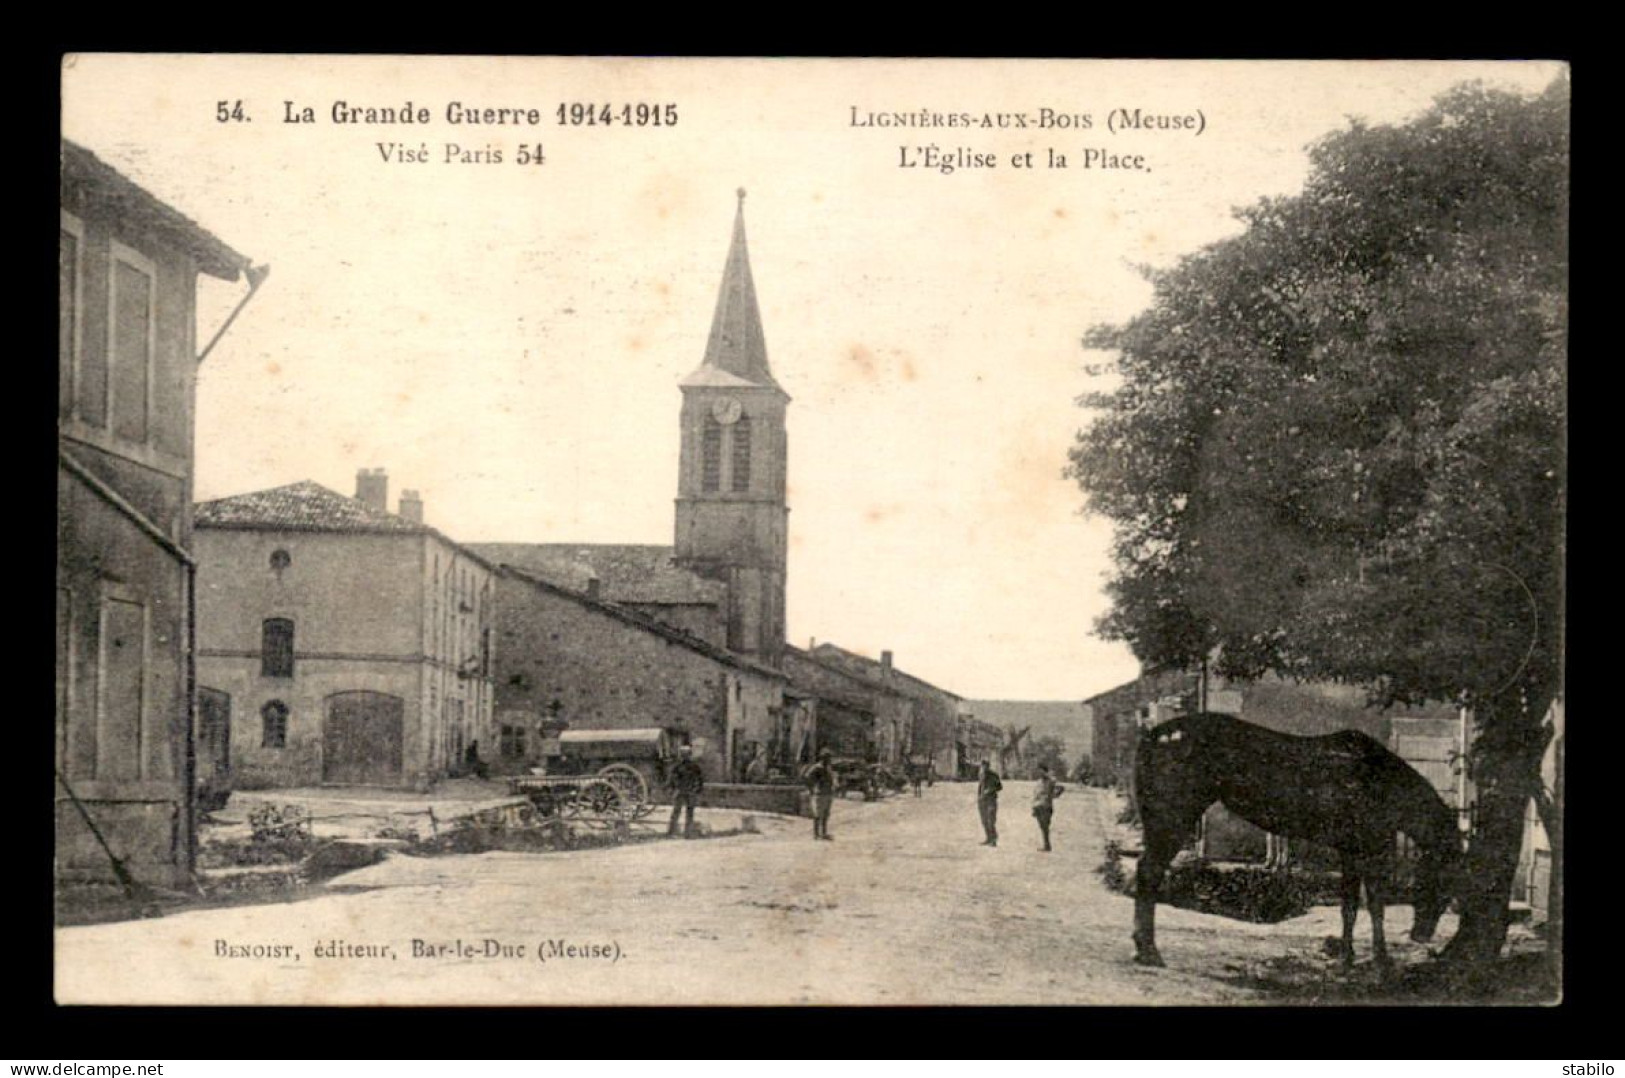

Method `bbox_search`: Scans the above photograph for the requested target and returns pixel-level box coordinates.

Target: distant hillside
[965,700,1092,764]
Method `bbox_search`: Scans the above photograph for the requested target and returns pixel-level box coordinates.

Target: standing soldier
[1032,761,1065,852]
[668,744,705,838]
[976,760,1003,847]
[805,748,837,841]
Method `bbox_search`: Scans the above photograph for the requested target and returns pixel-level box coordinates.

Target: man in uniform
[805,748,837,841]
[1032,761,1065,852]
[667,744,705,838]
[976,760,1003,847]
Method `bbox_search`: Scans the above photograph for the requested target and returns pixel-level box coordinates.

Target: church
[479,190,967,784]
[474,190,805,782]
[188,190,958,789]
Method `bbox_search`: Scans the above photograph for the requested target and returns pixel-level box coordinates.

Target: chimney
[585,577,602,600]
[355,467,388,512]
[399,489,424,524]
[881,650,894,680]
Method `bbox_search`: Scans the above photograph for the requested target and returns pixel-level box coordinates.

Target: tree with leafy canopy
[1027,735,1070,780]
[1068,77,1567,967]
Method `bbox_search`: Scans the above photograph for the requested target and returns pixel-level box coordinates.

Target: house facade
[953,712,1006,778]
[490,567,787,783]
[57,141,252,887]
[788,643,966,769]
[194,474,497,790]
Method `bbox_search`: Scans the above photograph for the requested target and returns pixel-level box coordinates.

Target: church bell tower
[674,189,789,665]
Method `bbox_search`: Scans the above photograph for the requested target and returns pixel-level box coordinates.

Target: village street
[54,783,1445,1006]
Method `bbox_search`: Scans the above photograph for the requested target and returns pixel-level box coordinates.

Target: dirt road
[54,782,1442,1005]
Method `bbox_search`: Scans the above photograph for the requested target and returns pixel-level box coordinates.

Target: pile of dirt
[415,816,749,856]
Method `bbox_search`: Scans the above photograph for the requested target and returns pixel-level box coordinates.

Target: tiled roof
[782,647,894,708]
[469,543,725,606]
[61,140,248,282]
[808,642,960,700]
[195,481,424,533]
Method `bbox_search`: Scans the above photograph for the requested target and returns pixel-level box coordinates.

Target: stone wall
[493,572,784,782]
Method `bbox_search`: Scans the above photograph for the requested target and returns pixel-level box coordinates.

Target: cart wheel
[580,778,623,818]
[597,764,650,819]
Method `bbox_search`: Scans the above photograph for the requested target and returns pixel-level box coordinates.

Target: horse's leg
[1363,865,1394,978]
[1134,798,1207,967]
[1133,827,1179,967]
[1338,852,1361,971]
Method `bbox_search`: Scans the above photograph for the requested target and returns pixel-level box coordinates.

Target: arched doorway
[323,691,405,786]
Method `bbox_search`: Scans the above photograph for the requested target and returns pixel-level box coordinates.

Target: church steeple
[673,191,790,665]
[682,188,782,393]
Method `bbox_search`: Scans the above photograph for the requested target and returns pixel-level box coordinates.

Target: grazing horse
[1131,713,1460,972]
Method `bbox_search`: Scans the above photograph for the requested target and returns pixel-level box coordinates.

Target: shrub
[1098,840,1130,893]
[1159,862,1312,923]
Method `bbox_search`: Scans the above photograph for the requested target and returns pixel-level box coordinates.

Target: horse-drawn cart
[506,728,676,823]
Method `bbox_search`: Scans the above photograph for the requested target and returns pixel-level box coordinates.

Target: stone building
[475,192,799,780]
[783,643,967,769]
[477,193,979,784]
[193,473,497,789]
[488,566,787,782]
[57,141,254,887]
[780,645,910,764]
[952,712,1007,779]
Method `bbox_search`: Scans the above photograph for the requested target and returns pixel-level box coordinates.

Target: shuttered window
[731,416,752,491]
[110,246,155,444]
[702,416,723,492]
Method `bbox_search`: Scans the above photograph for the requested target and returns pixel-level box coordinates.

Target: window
[261,618,295,677]
[261,700,289,749]
[108,242,155,445]
[500,724,527,759]
[731,415,752,491]
[269,549,291,572]
[59,214,84,417]
[702,416,722,492]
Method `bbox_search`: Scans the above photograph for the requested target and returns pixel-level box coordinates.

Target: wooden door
[323,692,405,786]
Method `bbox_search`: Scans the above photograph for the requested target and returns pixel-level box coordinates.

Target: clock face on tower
[710,398,743,425]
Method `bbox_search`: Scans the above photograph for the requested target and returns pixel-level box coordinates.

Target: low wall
[696,783,809,817]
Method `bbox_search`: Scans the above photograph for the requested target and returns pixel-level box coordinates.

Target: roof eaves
[500,565,786,682]
[62,140,249,281]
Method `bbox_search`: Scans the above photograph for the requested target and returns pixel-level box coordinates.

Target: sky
[61,56,1564,702]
